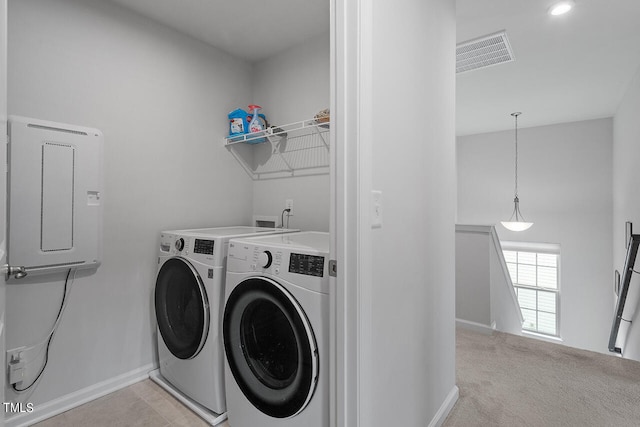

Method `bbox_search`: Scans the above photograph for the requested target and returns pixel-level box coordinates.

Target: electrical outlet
[9,359,24,385]
[285,199,294,216]
[7,346,26,364]
[7,347,27,385]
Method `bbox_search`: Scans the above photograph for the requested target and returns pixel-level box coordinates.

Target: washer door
[155,257,209,360]
[223,277,318,419]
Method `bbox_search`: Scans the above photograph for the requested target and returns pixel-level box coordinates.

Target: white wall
[367,0,457,424]
[458,118,613,354]
[612,65,640,360]
[6,0,253,407]
[251,33,330,232]
[455,229,491,327]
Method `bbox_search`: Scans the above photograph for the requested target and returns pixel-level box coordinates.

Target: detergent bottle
[247,104,265,144]
[228,108,248,136]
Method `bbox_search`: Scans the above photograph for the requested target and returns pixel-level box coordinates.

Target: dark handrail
[609,234,640,353]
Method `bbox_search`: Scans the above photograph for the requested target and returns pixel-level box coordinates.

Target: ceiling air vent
[456,30,514,74]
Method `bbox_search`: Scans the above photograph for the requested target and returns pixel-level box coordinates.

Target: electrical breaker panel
[7,116,103,278]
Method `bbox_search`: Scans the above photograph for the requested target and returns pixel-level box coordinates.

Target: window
[503,245,560,337]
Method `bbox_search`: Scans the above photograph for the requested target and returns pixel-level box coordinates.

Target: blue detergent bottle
[247,104,266,144]
[228,108,248,136]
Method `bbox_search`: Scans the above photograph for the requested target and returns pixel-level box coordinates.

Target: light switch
[371,190,382,229]
[87,191,101,206]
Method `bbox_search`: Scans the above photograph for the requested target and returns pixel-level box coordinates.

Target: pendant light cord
[502,111,532,230]
[512,112,520,198]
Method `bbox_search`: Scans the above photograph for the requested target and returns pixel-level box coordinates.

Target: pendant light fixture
[501,112,533,232]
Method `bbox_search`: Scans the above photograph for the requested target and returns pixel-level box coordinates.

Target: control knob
[258,251,273,269]
[175,238,185,252]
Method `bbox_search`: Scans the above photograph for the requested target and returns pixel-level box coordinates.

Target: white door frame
[330,0,373,425]
[0,0,8,425]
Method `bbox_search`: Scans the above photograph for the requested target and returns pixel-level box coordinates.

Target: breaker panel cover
[7,116,103,277]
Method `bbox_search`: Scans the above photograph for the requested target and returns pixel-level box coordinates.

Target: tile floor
[33,379,230,427]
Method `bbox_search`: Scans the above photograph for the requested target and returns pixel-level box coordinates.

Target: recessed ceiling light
[549,1,575,16]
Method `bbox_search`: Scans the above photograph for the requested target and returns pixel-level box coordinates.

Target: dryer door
[155,257,209,360]
[223,277,319,419]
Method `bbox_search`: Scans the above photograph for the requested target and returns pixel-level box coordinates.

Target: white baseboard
[6,363,156,427]
[455,318,495,335]
[428,385,459,427]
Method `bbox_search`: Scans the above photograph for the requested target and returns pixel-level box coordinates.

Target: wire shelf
[224,119,330,180]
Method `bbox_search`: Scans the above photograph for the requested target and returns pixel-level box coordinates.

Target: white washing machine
[153,226,298,420]
[223,231,330,427]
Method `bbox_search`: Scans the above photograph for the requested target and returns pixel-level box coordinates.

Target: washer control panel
[194,239,214,255]
[159,233,216,263]
[159,233,192,255]
[174,238,185,252]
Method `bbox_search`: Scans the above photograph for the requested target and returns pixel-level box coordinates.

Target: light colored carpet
[444,328,640,427]
[33,379,228,427]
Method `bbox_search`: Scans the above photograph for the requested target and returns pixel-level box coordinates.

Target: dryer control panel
[250,247,284,274]
[289,253,325,277]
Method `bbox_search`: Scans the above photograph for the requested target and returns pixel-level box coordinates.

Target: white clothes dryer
[223,231,330,427]
[154,226,297,418]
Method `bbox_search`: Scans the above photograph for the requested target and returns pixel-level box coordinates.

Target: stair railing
[608,234,640,354]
